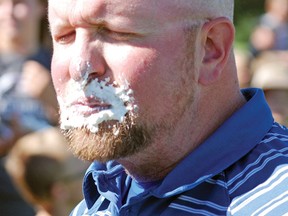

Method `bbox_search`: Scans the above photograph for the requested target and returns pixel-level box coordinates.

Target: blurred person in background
[0,0,58,155]
[249,0,288,57]
[234,49,253,88]
[0,155,35,215]
[251,52,288,126]
[0,0,58,215]
[5,127,89,216]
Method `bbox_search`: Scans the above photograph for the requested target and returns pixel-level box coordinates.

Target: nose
[69,33,106,82]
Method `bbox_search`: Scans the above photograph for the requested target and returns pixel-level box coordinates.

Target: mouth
[71,97,111,116]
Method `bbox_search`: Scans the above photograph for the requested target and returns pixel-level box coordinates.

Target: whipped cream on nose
[74,58,93,86]
[58,59,137,133]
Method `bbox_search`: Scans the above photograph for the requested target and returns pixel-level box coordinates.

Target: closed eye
[98,26,139,41]
[52,26,139,45]
[54,30,76,44]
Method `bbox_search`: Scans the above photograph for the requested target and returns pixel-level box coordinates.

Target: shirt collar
[83,161,125,208]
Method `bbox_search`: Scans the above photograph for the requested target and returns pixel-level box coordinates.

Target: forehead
[48,0,195,25]
[48,0,180,10]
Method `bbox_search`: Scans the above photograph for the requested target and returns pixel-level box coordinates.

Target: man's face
[0,0,43,40]
[48,0,200,162]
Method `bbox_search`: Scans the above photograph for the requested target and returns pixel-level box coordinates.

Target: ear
[198,17,235,85]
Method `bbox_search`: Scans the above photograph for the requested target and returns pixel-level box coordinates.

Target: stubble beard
[60,112,152,162]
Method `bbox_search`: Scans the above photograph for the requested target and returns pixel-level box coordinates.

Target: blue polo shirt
[71,88,288,216]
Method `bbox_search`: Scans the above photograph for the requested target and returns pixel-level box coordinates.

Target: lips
[70,97,111,116]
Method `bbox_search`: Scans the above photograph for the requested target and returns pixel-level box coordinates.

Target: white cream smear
[58,61,136,133]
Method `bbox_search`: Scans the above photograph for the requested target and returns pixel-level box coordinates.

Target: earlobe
[199,17,235,85]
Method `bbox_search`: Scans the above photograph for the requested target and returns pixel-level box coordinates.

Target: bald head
[184,0,234,21]
[151,0,234,28]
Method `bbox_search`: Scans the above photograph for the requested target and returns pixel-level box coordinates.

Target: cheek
[109,47,181,116]
[126,46,190,119]
[51,55,70,96]
[105,44,160,89]
[126,47,184,92]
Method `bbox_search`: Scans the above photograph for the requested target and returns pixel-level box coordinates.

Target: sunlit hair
[201,0,234,21]
[183,0,234,21]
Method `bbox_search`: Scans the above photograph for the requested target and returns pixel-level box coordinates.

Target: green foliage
[234,0,265,50]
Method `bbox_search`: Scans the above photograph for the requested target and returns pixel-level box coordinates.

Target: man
[48,0,288,215]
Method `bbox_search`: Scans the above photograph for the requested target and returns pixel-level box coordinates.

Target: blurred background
[235,0,288,127]
[235,0,267,49]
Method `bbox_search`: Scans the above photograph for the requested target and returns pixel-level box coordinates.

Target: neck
[118,136,190,182]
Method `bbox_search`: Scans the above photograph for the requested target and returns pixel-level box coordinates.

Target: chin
[60,116,152,162]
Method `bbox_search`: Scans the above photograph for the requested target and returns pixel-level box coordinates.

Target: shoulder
[226,122,288,215]
[227,122,288,190]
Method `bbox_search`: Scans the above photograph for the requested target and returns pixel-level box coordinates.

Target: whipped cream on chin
[58,76,137,133]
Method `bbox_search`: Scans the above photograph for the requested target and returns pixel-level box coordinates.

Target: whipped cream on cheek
[58,77,137,133]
